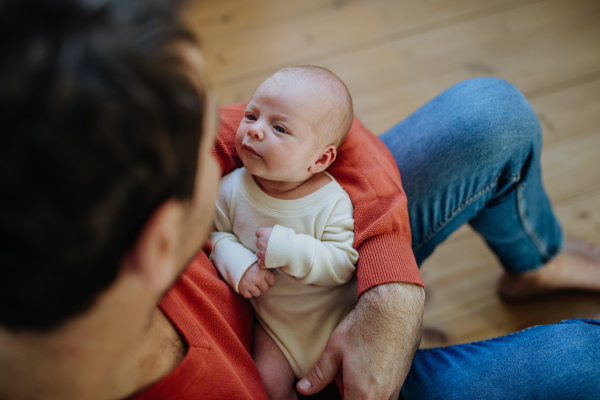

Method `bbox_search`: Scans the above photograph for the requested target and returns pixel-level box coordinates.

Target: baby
[210,66,358,400]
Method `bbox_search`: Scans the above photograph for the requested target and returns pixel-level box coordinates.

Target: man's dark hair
[0,0,205,331]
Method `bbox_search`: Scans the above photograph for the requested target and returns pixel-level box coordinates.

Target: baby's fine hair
[272,65,354,148]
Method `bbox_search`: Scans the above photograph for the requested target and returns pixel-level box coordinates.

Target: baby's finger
[265,270,276,286]
[240,288,252,299]
[257,257,266,268]
[256,279,270,292]
[249,286,262,297]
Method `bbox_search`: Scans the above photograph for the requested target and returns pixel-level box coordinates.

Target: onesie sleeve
[264,194,358,287]
[209,177,258,293]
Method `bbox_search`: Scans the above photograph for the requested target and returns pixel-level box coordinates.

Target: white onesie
[209,167,358,378]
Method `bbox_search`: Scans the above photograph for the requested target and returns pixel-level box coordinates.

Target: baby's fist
[255,227,273,268]
[238,263,276,298]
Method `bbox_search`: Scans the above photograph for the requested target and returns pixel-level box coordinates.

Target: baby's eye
[245,114,257,121]
[274,126,287,134]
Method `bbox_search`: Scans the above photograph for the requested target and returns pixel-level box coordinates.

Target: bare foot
[497,241,600,301]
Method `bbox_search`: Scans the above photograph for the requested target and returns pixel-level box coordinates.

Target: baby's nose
[248,126,264,139]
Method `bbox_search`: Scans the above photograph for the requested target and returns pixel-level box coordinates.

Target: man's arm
[297,282,424,399]
[296,118,426,398]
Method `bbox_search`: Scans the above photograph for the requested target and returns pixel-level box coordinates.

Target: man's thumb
[296,348,342,395]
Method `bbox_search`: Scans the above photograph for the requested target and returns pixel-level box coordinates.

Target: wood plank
[347,0,600,134]
[533,79,600,146]
[186,0,384,43]
[421,291,600,348]
[187,0,536,85]
[541,130,600,204]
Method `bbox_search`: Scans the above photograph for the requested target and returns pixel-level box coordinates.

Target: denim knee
[443,77,542,177]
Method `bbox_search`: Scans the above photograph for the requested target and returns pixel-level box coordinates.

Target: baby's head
[235,66,353,183]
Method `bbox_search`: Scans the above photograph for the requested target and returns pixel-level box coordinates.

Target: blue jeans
[379,78,600,399]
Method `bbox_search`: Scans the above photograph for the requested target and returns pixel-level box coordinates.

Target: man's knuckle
[355,385,378,400]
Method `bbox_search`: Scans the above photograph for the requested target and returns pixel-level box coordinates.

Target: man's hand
[296,282,425,400]
[238,262,276,298]
[255,227,273,268]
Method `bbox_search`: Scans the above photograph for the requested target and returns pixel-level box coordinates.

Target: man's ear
[121,200,184,292]
[309,145,337,174]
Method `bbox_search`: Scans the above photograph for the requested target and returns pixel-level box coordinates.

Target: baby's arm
[256,194,358,287]
[210,203,257,292]
[211,199,274,296]
[211,231,274,298]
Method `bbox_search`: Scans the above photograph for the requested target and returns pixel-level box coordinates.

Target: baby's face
[235,76,326,183]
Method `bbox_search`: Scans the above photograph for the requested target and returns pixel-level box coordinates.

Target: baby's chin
[241,159,265,177]
[241,156,306,182]
[242,163,279,181]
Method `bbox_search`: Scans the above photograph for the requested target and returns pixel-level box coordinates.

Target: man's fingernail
[298,379,311,391]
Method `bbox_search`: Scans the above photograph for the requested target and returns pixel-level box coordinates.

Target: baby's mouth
[242,143,261,158]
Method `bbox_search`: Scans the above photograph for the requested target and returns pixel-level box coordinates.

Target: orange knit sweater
[134,103,422,400]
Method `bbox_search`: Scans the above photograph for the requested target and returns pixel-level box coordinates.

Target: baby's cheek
[234,131,243,150]
[235,136,243,157]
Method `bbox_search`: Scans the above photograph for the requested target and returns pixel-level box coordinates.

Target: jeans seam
[500,172,521,182]
[414,174,500,252]
[516,182,550,260]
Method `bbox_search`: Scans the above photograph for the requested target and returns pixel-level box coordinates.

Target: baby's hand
[238,263,276,298]
[255,227,273,268]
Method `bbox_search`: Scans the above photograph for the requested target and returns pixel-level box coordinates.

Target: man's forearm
[354,282,425,387]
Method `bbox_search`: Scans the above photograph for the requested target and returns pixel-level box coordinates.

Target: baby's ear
[309,145,337,173]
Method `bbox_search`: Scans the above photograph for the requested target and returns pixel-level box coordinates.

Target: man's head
[0,0,218,332]
[235,65,353,183]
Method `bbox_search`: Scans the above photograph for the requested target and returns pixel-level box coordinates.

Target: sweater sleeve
[212,103,245,177]
[264,195,359,287]
[216,104,424,297]
[328,117,424,296]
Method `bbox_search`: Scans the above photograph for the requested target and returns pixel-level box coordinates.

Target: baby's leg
[253,322,298,400]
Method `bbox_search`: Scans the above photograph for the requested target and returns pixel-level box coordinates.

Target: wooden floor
[185,0,600,348]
